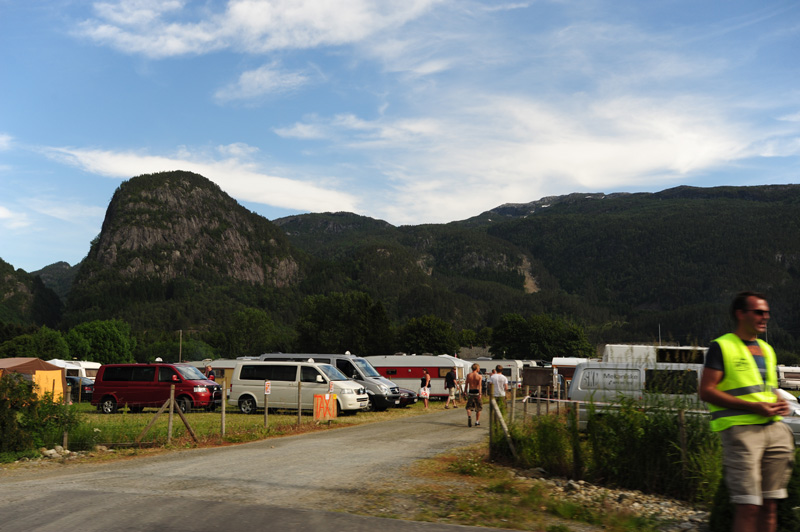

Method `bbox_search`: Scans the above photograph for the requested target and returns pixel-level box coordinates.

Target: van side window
[241,365,270,381]
[272,365,296,381]
[103,366,131,381]
[158,367,176,382]
[131,367,156,382]
[645,369,698,394]
[301,367,322,383]
[337,360,357,378]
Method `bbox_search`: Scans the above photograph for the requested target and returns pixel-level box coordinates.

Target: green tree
[489,314,530,359]
[296,292,393,354]
[0,326,69,360]
[399,315,459,355]
[459,328,478,348]
[490,313,593,361]
[225,308,293,358]
[66,319,136,364]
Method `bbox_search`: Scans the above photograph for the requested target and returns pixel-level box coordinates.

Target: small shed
[0,358,66,400]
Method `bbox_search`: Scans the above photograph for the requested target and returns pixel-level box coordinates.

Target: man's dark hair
[730,291,767,322]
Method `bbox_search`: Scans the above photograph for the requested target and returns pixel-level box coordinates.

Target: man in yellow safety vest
[699,291,795,532]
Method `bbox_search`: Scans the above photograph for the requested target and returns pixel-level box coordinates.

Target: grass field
[54,400,434,451]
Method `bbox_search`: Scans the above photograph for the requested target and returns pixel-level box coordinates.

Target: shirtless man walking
[465,363,483,427]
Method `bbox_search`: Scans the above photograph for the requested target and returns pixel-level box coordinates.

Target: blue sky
[1,1,799,273]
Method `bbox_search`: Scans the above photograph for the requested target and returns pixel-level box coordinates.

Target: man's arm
[699,368,789,416]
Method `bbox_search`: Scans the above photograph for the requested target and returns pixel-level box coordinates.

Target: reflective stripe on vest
[707,333,780,432]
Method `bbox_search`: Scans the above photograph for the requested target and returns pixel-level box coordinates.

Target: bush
[0,373,36,453]
[491,410,575,478]
[499,398,723,505]
[0,373,83,456]
[19,393,82,449]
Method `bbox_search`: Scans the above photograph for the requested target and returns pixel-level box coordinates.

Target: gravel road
[0,407,501,532]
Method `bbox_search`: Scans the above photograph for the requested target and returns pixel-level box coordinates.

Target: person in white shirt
[489,365,508,407]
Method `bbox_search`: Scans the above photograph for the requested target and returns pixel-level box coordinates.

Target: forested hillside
[483,185,800,351]
[2,172,800,361]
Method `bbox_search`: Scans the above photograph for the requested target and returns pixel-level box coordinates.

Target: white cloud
[77,0,443,58]
[25,198,107,224]
[0,133,12,150]
[214,63,310,102]
[42,146,359,214]
[274,89,796,225]
[0,205,31,229]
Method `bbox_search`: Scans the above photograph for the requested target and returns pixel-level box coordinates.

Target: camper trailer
[779,366,800,391]
[366,355,465,398]
[602,345,707,365]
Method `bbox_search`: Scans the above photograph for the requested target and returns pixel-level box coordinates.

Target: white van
[568,362,705,429]
[228,361,369,415]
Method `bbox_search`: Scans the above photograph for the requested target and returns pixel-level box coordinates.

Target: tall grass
[492,398,723,506]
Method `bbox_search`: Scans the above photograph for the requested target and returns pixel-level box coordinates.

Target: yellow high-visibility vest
[707,333,780,431]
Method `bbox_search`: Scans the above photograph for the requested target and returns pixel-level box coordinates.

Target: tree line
[0,291,592,363]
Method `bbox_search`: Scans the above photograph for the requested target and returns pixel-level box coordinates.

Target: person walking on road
[444,367,458,409]
[699,291,795,532]
[465,364,483,427]
[420,368,431,409]
[489,365,509,408]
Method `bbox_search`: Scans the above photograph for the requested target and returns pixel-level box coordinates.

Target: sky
[1,0,800,273]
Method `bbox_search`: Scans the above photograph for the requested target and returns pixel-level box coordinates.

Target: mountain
[5,174,800,356]
[31,261,80,303]
[0,258,62,327]
[63,170,305,330]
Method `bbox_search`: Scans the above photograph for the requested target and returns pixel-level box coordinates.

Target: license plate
[395,400,400,404]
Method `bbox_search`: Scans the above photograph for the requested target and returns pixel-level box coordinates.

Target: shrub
[0,373,37,453]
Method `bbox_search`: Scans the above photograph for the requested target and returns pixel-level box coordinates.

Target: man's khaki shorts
[720,422,795,505]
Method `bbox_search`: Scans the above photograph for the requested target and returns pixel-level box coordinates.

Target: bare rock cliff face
[81,171,300,287]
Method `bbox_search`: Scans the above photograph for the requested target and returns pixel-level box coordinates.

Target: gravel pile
[515,471,709,532]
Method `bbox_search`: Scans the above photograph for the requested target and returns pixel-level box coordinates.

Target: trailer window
[385,369,397,375]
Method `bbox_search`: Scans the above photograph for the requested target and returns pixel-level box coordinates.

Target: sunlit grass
[54,400,434,450]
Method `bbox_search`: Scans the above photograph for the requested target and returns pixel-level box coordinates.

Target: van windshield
[353,358,381,378]
[319,364,348,381]
[176,365,207,381]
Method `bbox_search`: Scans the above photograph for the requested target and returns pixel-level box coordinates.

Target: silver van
[229,360,369,415]
[567,362,705,429]
[255,353,400,410]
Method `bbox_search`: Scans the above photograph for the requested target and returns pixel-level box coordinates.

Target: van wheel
[239,396,257,415]
[175,396,191,414]
[100,397,117,414]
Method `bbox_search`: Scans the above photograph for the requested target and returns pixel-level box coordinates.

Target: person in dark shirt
[444,367,457,409]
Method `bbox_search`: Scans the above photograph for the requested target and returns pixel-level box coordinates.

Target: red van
[91,363,222,414]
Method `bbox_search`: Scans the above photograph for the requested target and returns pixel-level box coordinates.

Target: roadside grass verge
[35,401,433,452]
[338,444,665,532]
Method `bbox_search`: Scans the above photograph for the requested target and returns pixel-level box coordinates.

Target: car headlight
[377,384,389,394]
[193,386,208,393]
[338,388,354,394]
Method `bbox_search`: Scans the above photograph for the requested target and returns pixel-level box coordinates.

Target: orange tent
[0,357,66,401]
